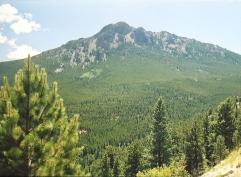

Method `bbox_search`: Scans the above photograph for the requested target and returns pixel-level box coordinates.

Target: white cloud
[0,4,41,60]
[25,13,33,20]
[7,44,40,60]
[5,38,40,60]
[0,4,41,34]
[0,4,20,23]
[10,18,41,34]
[0,33,8,43]
[8,38,17,48]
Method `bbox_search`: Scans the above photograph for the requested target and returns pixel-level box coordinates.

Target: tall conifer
[216,97,235,150]
[203,113,216,166]
[212,135,229,164]
[186,119,205,176]
[0,55,85,176]
[150,97,171,168]
[125,140,144,177]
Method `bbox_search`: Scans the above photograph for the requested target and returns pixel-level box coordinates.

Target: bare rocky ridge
[36,21,241,72]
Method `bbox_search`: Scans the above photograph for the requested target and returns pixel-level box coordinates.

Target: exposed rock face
[36,21,240,68]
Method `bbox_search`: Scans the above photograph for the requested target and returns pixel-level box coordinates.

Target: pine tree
[233,98,241,149]
[212,135,229,164]
[216,97,236,150]
[185,119,205,176]
[125,140,144,177]
[203,114,210,161]
[203,112,217,166]
[0,55,85,176]
[100,152,112,177]
[105,145,116,169]
[113,157,120,177]
[207,111,219,166]
[232,130,240,150]
[150,97,171,168]
[93,145,125,177]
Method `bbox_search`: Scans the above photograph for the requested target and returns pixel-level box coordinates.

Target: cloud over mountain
[7,44,40,59]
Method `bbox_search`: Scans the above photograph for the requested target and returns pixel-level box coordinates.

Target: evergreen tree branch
[29,94,56,133]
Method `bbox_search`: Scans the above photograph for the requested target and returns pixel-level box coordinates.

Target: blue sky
[0,0,241,62]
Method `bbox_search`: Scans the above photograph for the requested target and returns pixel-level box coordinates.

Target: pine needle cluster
[0,55,85,176]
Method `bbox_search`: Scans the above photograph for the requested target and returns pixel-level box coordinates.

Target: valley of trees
[1,56,241,177]
[85,96,241,177]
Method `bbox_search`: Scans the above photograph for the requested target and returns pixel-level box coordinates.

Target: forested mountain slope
[1,22,241,174]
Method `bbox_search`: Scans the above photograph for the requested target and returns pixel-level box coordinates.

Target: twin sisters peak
[36,21,241,70]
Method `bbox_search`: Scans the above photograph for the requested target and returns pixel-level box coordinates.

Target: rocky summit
[35,21,241,70]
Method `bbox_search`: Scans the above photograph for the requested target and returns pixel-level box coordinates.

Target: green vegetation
[185,118,205,176]
[216,98,236,150]
[0,34,241,176]
[150,98,171,168]
[125,140,146,177]
[0,56,86,176]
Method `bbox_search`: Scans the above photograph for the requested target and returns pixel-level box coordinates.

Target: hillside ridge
[35,21,241,70]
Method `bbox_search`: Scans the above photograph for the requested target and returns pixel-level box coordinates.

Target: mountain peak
[37,21,240,68]
[98,21,133,36]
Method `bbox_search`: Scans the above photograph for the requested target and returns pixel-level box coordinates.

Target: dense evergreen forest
[81,94,241,177]
[1,56,241,177]
[1,22,241,177]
